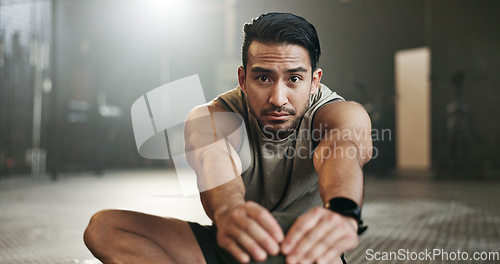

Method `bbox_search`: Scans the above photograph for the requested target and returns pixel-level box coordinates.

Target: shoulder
[187,100,230,121]
[312,101,373,164]
[313,101,371,131]
[188,86,242,118]
[213,86,247,113]
[186,98,246,141]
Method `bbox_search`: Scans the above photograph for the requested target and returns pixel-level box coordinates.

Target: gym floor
[1,170,499,264]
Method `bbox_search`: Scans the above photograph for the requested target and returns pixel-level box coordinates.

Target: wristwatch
[324,197,368,235]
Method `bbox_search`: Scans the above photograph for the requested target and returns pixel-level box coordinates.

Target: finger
[218,237,251,263]
[311,223,357,261]
[286,213,337,263]
[323,218,359,254]
[235,212,280,256]
[302,237,331,263]
[246,202,284,242]
[292,221,334,262]
[228,224,268,262]
[287,212,360,263]
[313,223,358,264]
[281,207,323,254]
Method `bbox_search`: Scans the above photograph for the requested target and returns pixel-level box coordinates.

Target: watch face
[326,197,367,235]
[327,197,362,223]
[329,197,358,211]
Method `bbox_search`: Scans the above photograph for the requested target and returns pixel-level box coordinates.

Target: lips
[265,112,291,121]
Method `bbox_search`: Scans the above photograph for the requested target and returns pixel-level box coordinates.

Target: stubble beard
[250,99,310,140]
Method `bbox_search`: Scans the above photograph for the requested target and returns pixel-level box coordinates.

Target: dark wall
[236,0,500,175]
[50,0,227,174]
[51,0,165,172]
[46,0,428,174]
[430,0,500,176]
[236,0,426,171]
[3,0,498,176]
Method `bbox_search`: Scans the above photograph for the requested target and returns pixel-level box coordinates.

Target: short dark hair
[242,12,321,72]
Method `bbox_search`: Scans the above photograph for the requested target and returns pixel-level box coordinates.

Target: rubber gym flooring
[1,170,499,264]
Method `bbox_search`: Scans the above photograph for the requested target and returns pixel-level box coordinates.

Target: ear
[310,68,323,95]
[238,66,247,93]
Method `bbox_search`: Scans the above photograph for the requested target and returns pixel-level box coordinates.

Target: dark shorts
[188,212,347,264]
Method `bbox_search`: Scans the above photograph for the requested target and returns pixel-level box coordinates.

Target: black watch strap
[325,197,368,235]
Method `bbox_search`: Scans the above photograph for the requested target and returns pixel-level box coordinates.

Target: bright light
[136,0,196,26]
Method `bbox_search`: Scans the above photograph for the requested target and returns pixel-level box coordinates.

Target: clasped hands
[215,201,359,264]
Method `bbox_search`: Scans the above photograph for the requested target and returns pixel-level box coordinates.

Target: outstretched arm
[282,101,373,264]
[184,101,284,263]
[314,101,372,206]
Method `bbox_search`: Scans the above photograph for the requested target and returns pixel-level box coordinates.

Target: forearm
[197,149,246,223]
[310,101,372,207]
[200,177,245,223]
[283,102,371,262]
[314,140,366,206]
[184,105,249,224]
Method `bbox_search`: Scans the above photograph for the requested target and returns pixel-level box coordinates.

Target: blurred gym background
[1,0,499,178]
[1,0,499,263]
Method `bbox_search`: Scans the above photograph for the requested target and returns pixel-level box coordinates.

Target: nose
[268,82,288,107]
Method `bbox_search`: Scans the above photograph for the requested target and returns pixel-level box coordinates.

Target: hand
[215,201,285,263]
[281,207,359,264]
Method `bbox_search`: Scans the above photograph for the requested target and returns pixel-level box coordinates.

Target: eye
[258,76,270,82]
[290,76,302,83]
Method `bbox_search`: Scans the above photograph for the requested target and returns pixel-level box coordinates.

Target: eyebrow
[250,66,308,74]
[250,67,273,73]
[287,67,308,73]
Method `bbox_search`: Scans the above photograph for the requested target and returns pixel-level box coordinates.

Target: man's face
[238,41,322,139]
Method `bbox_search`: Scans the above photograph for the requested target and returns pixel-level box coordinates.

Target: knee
[84,209,118,249]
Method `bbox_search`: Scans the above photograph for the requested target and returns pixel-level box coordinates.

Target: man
[84,12,372,264]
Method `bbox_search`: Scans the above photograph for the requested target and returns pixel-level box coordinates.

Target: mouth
[264,112,292,121]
